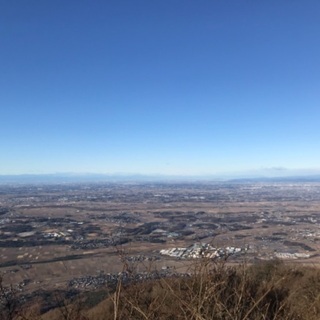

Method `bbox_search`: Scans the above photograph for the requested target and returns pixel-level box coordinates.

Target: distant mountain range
[1,173,320,184]
[228,175,320,183]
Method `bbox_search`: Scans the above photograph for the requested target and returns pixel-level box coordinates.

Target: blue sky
[1,1,320,176]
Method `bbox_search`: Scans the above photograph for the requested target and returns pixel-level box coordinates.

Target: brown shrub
[5,259,320,320]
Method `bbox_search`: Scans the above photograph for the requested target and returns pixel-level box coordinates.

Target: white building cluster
[274,252,310,260]
[160,243,245,259]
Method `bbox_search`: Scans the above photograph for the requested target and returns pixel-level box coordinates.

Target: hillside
[2,259,320,320]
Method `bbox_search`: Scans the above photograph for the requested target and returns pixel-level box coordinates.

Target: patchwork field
[1,182,320,298]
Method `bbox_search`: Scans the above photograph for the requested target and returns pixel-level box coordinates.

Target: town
[0,181,320,299]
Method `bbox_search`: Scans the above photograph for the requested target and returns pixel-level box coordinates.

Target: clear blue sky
[1,1,320,176]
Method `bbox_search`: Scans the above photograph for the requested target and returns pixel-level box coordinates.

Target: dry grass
[2,259,320,319]
[84,258,320,320]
